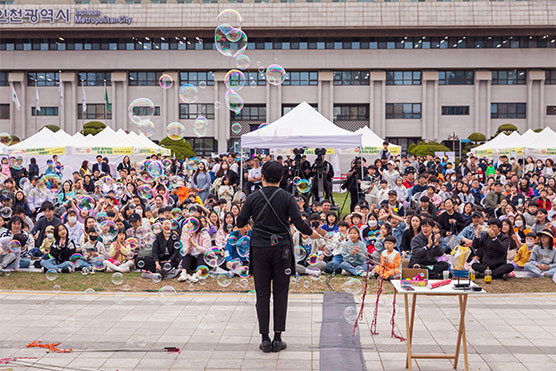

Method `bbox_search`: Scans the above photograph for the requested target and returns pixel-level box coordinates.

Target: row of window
[3,103,555,121]
[11,70,554,87]
[0,0,534,4]
[1,36,554,52]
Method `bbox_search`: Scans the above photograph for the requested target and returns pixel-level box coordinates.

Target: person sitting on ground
[293,214,326,275]
[324,221,349,274]
[513,232,536,270]
[103,229,135,273]
[223,224,251,273]
[178,217,212,283]
[30,201,61,247]
[150,219,181,278]
[40,223,76,273]
[408,217,448,279]
[338,226,367,276]
[524,229,556,278]
[0,233,26,272]
[81,228,108,263]
[470,218,514,280]
[374,235,401,280]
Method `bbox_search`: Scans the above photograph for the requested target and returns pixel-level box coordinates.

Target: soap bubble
[296,179,311,194]
[187,158,200,171]
[193,116,209,137]
[99,220,118,239]
[216,272,232,287]
[136,120,155,137]
[138,184,152,199]
[342,278,363,296]
[195,265,210,279]
[231,122,242,134]
[224,69,246,91]
[169,176,185,189]
[307,254,318,266]
[256,123,275,143]
[19,177,30,189]
[166,122,185,140]
[92,257,105,271]
[159,74,173,89]
[8,240,21,253]
[183,217,200,233]
[128,98,155,125]
[294,245,307,262]
[226,27,242,43]
[69,253,83,262]
[236,236,250,258]
[199,81,207,89]
[343,306,358,325]
[151,273,162,283]
[84,288,96,294]
[238,278,249,289]
[266,64,287,86]
[0,133,13,146]
[235,54,250,70]
[204,248,225,268]
[250,80,257,88]
[53,285,61,292]
[111,272,124,285]
[179,84,199,103]
[45,269,58,281]
[227,234,238,246]
[216,9,242,28]
[225,89,244,114]
[285,268,292,276]
[215,25,247,58]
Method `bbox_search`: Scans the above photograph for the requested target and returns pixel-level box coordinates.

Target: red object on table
[429,279,452,289]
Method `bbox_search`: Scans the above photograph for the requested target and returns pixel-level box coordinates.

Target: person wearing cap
[524,229,556,278]
[470,218,514,280]
[457,211,486,247]
[237,160,320,353]
[513,231,537,269]
[382,161,400,188]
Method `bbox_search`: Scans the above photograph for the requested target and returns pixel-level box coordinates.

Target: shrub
[495,123,518,137]
[408,141,451,157]
[534,128,543,133]
[42,124,60,133]
[467,132,486,143]
[159,136,196,160]
[81,121,106,136]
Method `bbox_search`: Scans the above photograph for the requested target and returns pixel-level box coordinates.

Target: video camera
[293,148,305,164]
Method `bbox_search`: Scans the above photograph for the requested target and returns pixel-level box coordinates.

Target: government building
[0,0,555,155]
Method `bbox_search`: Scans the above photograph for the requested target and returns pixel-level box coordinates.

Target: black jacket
[28,163,40,178]
[151,232,181,264]
[92,162,110,175]
[50,240,76,264]
[409,232,444,266]
[30,215,62,246]
[471,232,510,267]
[437,211,465,236]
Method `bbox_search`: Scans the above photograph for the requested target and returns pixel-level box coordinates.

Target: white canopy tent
[521,127,556,158]
[336,126,401,156]
[470,132,512,156]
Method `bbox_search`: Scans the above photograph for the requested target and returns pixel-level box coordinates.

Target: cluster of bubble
[293,177,312,194]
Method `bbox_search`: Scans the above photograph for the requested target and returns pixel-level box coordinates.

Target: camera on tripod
[293,148,305,163]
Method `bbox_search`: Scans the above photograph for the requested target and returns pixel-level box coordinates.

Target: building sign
[0,8,132,25]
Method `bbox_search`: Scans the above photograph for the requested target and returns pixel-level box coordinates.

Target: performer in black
[237,161,320,353]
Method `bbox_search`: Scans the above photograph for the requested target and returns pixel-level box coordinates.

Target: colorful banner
[73,147,133,155]
[17,147,66,155]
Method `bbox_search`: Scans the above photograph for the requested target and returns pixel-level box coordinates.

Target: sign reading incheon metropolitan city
[0,8,132,25]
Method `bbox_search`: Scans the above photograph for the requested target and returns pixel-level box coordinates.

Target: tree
[408,141,451,157]
[494,123,518,137]
[42,124,60,133]
[81,121,106,136]
[467,132,486,143]
[159,136,196,159]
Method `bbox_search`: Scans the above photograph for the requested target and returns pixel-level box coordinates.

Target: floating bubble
[8,240,21,253]
[266,64,287,86]
[239,265,250,278]
[53,285,61,292]
[302,279,311,288]
[183,217,200,233]
[216,9,242,28]
[216,272,232,287]
[128,98,155,125]
[159,74,173,89]
[284,268,292,276]
[228,258,242,273]
[294,245,307,262]
[159,285,177,299]
[19,177,30,189]
[307,254,318,266]
[187,157,200,171]
[125,237,139,251]
[0,133,13,146]
[231,122,242,134]
[122,284,131,291]
[343,306,358,325]
[99,220,118,239]
[354,266,366,276]
[215,25,247,58]
[69,253,83,262]
[169,208,182,220]
[10,155,24,170]
[195,265,210,279]
[84,288,96,294]
[255,123,275,143]
[343,278,363,296]
[309,268,321,281]
[225,89,244,114]
[167,122,186,141]
[250,80,257,88]
[92,256,105,271]
[136,120,155,137]
[169,176,185,189]
[111,272,124,285]
[293,176,301,185]
[258,65,265,74]
[296,179,311,194]
[45,269,57,281]
[138,184,153,199]
[204,248,225,268]
[227,234,238,246]
[199,81,207,89]
[238,278,249,289]
[224,70,246,91]
[235,54,250,70]
[151,273,162,283]
[95,212,108,224]
[236,236,250,258]
[179,84,199,103]
[193,116,209,138]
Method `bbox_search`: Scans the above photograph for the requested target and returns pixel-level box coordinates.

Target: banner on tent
[73,147,133,155]
[472,149,493,156]
[337,147,401,156]
[528,148,556,156]
[136,148,158,155]
[497,148,524,156]
[18,147,66,155]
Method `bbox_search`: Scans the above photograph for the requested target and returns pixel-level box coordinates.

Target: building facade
[0,0,555,154]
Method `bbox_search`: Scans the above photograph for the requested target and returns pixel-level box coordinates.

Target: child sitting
[103,229,135,273]
[350,213,363,229]
[324,221,349,274]
[339,226,367,276]
[524,229,556,278]
[293,214,326,275]
[374,235,401,280]
[513,232,536,270]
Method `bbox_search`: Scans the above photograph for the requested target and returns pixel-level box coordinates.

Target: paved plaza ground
[1,290,555,371]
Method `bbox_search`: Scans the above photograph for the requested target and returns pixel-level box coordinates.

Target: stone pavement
[0,290,555,370]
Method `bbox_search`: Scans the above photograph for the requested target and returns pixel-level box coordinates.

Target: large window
[231,105,266,121]
[441,106,469,115]
[333,105,369,120]
[0,104,9,120]
[32,107,59,116]
[547,106,556,116]
[283,104,317,116]
[333,71,370,86]
[186,138,216,156]
[179,71,214,86]
[386,103,422,119]
[78,104,112,119]
[282,71,318,86]
[179,104,215,119]
[0,72,8,86]
[244,71,266,86]
[78,72,112,86]
[438,70,474,85]
[128,72,163,87]
[27,72,59,86]
[546,70,556,85]
[132,106,160,116]
[491,103,526,119]
[492,70,527,85]
[386,71,421,86]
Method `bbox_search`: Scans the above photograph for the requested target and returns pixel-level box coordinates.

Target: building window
[282,104,317,116]
[99,0,116,3]
[546,106,556,115]
[78,72,112,86]
[333,105,369,120]
[125,0,141,3]
[131,106,160,116]
[78,104,113,120]
[244,71,266,86]
[31,107,59,116]
[333,71,370,86]
[186,138,216,156]
[0,104,9,120]
[27,72,60,86]
[491,103,526,119]
[438,70,474,85]
[492,70,527,85]
[179,104,215,119]
[74,0,91,4]
[282,71,318,86]
[128,72,163,87]
[441,106,469,115]
[546,70,556,85]
[179,71,215,86]
[151,0,167,3]
[386,71,421,86]
[0,72,8,86]
[231,105,266,121]
[386,103,422,119]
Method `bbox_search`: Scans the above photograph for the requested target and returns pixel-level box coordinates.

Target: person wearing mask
[408,218,448,279]
[64,209,84,250]
[524,229,556,278]
[470,218,514,280]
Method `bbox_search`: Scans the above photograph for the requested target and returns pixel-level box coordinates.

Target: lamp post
[447,132,459,156]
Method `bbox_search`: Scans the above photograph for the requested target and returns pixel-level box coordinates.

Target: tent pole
[240,145,244,191]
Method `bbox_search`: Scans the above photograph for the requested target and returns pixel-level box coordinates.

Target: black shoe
[501,273,509,281]
[259,340,271,353]
[272,340,287,352]
[61,267,70,273]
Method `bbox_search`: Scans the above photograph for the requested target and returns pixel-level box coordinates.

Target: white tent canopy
[356,126,401,155]
[241,102,362,149]
[9,127,68,152]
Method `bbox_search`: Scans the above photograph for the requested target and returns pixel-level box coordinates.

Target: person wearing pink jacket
[178,218,211,283]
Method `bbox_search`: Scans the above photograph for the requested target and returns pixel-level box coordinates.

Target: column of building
[528,70,545,130]
[474,71,492,138]
[370,71,385,138]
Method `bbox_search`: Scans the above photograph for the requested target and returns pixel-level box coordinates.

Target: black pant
[135,256,156,272]
[409,260,449,279]
[472,262,514,278]
[349,188,359,212]
[252,246,291,335]
[181,254,205,274]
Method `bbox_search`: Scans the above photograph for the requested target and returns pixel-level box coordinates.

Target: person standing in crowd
[191,162,211,202]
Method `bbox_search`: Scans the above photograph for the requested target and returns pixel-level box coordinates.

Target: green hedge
[495,123,518,137]
[81,121,106,136]
[42,124,61,133]
[408,141,451,157]
[468,132,486,143]
[159,136,196,160]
